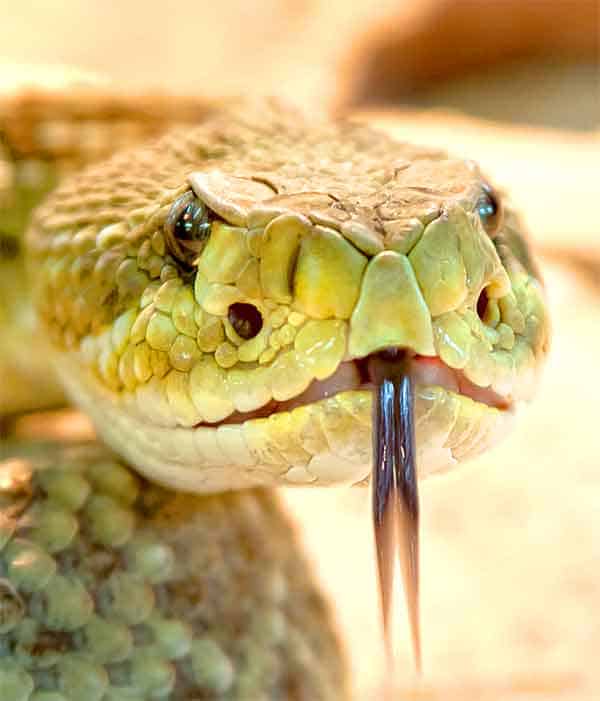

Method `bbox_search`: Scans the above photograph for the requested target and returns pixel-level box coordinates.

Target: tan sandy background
[2,2,599,699]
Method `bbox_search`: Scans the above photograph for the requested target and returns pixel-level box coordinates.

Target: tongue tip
[371,357,422,676]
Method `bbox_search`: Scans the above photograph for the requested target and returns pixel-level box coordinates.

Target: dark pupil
[477,185,502,236]
[478,198,496,220]
[228,303,263,340]
[174,201,210,242]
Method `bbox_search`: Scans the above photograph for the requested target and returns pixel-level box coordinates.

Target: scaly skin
[2,81,550,700]
[1,82,348,701]
[0,77,215,414]
[0,439,346,700]
[25,99,549,492]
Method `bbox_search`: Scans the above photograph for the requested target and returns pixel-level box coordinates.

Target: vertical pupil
[479,199,496,219]
[175,204,197,240]
[478,184,502,236]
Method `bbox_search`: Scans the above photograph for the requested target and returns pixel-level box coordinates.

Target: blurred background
[2,1,599,699]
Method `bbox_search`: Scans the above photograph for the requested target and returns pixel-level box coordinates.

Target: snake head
[26,102,550,491]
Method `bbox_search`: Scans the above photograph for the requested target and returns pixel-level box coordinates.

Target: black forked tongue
[369,348,421,674]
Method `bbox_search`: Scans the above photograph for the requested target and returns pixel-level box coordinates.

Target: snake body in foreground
[1,84,549,698]
[0,439,346,700]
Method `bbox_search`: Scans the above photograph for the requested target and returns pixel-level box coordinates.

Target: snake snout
[348,250,435,359]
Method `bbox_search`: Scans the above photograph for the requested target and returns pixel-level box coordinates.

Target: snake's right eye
[165,191,212,266]
[477,183,503,238]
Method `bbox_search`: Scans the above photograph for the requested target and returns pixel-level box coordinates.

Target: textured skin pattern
[0,85,214,414]
[1,85,348,700]
[1,81,550,700]
[0,440,346,701]
[25,100,549,491]
[0,88,215,168]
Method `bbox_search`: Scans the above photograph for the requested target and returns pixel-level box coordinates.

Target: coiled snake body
[0,86,549,699]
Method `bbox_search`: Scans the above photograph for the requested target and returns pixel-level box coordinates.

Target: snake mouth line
[196,356,509,429]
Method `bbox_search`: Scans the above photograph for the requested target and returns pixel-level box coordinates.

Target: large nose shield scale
[348,251,435,359]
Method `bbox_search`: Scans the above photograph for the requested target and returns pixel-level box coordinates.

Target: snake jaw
[199,354,510,428]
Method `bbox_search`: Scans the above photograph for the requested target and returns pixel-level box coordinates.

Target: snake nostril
[228,303,263,340]
[476,287,489,322]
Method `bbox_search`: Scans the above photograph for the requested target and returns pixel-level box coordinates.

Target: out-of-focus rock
[339,0,599,130]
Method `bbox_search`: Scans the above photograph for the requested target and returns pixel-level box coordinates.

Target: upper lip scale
[196,355,509,428]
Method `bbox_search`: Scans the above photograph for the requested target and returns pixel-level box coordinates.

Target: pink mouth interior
[202,356,509,428]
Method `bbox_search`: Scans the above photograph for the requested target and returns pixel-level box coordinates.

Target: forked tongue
[369,348,421,674]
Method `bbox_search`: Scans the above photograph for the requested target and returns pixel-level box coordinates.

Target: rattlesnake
[0,74,549,700]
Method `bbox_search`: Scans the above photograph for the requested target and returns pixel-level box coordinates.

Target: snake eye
[228,303,263,340]
[477,183,503,237]
[165,191,212,266]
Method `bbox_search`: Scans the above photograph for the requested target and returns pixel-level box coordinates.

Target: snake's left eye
[477,183,503,237]
[165,191,212,266]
